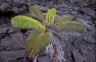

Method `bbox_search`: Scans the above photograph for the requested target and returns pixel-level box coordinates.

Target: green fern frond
[46,8,56,25]
[56,21,85,33]
[26,31,50,59]
[11,15,46,30]
[29,6,45,20]
[60,15,73,22]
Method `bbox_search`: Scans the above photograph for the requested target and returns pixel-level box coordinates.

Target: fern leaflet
[56,21,85,33]
[26,31,50,59]
[29,6,45,20]
[60,15,73,22]
[46,8,56,25]
[11,15,46,30]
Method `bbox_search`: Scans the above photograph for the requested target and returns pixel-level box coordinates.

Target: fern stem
[46,31,66,62]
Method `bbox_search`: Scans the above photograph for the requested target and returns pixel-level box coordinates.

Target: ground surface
[0,0,96,62]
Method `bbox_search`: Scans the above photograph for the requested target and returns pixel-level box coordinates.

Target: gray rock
[0,26,8,34]
[0,50,26,62]
[37,55,50,62]
[54,32,96,62]
[0,0,32,14]
[0,26,26,62]
[35,5,48,12]
[0,26,25,51]
[0,32,25,50]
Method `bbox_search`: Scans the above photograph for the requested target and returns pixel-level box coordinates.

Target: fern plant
[11,6,85,61]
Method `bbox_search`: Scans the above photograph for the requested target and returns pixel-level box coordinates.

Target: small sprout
[11,6,85,61]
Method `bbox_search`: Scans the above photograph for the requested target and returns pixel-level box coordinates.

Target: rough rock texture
[0,50,26,62]
[0,0,33,16]
[0,26,25,51]
[0,25,26,62]
[53,32,96,62]
[0,0,96,62]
